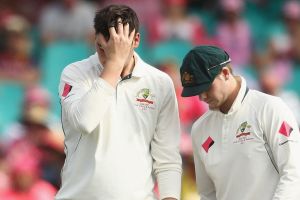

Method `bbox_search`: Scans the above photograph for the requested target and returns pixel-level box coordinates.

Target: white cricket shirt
[192,77,300,200]
[55,53,182,200]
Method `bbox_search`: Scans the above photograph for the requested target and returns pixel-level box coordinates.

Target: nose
[199,92,207,101]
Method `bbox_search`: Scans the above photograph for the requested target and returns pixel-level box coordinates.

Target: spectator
[1,86,63,144]
[0,146,10,196]
[259,67,300,126]
[147,0,211,46]
[0,14,39,85]
[0,153,56,200]
[216,0,253,69]
[0,0,52,25]
[1,87,64,193]
[39,0,96,45]
[282,0,300,62]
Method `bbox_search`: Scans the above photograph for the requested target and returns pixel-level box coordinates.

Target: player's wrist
[100,65,123,87]
[104,60,124,72]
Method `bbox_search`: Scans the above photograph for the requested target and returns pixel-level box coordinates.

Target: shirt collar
[91,52,102,71]
[227,76,248,114]
[131,52,146,78]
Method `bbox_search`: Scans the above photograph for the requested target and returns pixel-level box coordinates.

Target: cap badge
[182,72,194,84]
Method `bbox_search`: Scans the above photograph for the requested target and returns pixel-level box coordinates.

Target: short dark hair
[94,4,139,41]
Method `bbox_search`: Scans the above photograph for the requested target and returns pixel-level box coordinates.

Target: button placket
[222,115,229,153]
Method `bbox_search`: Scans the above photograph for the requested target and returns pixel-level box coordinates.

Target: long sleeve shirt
[55,53,182,200]
[192,77,300,200]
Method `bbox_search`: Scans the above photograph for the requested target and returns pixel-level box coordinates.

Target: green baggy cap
[180,45,231,97]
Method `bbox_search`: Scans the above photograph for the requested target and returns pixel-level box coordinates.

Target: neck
[220,76,241,114]
[121,55,135,78]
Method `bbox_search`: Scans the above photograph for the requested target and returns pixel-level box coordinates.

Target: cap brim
[181,83,211,97]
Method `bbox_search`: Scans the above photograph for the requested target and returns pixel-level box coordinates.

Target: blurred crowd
[0,0,300,199]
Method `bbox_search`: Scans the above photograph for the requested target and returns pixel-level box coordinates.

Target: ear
[132,32,140,48]
[221,67,231,80]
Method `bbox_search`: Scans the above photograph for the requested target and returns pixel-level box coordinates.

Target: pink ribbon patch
[202,136,214,153]
[62,83,72,97]
[279,121,293,137]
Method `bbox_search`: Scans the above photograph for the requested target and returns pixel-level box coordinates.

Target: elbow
[69,111,98,134]
[153,161,182,175]
[76,117,98,134]
[68,105,99,134]
[66,103,101,134]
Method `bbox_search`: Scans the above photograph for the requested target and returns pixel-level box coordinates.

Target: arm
[60,23,135,133]
[261,97,300,200]
[98,23,136,87]
[59,68,115,134]
[151,77,182,200]
[191,129,217,200]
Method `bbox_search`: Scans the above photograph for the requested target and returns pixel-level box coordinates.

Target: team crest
[135,88,156,110]
[182,72,194,84]
[233,121,254,144]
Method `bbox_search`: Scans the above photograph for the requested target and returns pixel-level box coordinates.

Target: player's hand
[99,20,135,74]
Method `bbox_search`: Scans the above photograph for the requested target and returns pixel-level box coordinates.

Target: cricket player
[180,45,300,200]
[55,5,182,200]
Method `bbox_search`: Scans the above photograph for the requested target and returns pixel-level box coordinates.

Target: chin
[209,104,219,111]
[209,107,219,111]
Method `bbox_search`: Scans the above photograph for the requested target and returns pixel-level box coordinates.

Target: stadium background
[0,0,300,199]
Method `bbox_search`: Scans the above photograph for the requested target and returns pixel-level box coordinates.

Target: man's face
[198,74,228,110]
[95,37,107,66]
[95,32,140,66]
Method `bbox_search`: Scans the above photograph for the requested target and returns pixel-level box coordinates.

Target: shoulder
[141,61,174,89]
[145,62,171,79]
[247,89,285,110]
[191,111,212,139]
[61,54,97,82]
[246,89,290,121]
[136,53,167,78]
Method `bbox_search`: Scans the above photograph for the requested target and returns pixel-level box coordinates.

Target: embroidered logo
[62,83,72,97]
[135,88,156,110]
[279,121,293,137]
[233,121,254,144]
[181,72,194,85]
[202,136,214,153]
